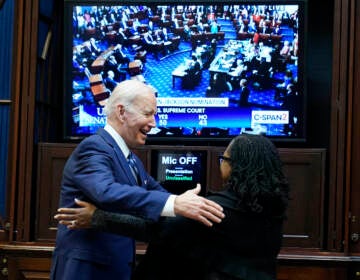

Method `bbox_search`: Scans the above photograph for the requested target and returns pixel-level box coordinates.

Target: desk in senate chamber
[208,39,274,93]
[170,39,276,92]
[171,45,212,89]
[207,40,246,92]
[208,39,258,76]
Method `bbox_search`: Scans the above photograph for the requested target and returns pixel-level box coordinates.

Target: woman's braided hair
[224,134,290,217]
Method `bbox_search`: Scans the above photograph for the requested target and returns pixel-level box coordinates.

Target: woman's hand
[54,198,96,229]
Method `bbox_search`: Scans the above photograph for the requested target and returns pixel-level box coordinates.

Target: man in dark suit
[50,80,224,280]
[281,83,301,136]
[103,70,118,92]
[186,54,201,74]
[112,44,131,65]
[104,55,127,82]
[238,78,250,107]
[183,54,202,88]
[116,27,130,49]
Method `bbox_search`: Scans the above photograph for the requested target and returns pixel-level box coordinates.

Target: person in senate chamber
[238,78,250,107]
[49,79,225,280]
[55,134,290,280]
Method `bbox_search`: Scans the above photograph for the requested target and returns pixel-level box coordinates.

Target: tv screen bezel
[63,0,308,145]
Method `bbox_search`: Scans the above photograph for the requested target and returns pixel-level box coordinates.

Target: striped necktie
[128,152,140,184]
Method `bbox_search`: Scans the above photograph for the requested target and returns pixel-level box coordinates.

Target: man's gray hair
[103,80,156,120]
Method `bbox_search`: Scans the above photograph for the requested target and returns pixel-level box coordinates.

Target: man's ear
[117,104,126,121]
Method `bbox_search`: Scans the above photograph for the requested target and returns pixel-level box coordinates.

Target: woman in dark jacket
[55,134,290,280]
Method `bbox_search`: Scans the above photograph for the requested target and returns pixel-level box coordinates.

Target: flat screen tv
[151,150,207,195]
[64,0,307,143]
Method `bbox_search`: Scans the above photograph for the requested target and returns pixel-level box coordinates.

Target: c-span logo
[252,111,289,124]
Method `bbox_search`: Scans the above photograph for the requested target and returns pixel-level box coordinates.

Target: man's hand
[174,184,225,227]
[54,198,96,229]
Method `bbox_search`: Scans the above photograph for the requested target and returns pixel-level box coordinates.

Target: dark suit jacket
[239,86,250,107]
[187,60,201,75]
[92,189,285,280]
[103,76,118,91]
[50,128,170,280]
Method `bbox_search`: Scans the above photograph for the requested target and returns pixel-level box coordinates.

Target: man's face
[120,93,157,148]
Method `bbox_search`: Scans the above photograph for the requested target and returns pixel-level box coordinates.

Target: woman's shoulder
[206,189,238,209]
[207,189,287,219]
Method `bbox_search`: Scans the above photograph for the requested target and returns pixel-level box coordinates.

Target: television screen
[151,150,207,195]
[64,1,306,142]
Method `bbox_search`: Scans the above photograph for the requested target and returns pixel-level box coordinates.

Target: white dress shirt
[104,124,176,217]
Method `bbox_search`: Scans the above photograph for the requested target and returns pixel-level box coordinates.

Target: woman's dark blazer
[93,188,285,280]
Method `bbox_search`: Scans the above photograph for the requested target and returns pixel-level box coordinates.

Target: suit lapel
[97,128,142,185]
